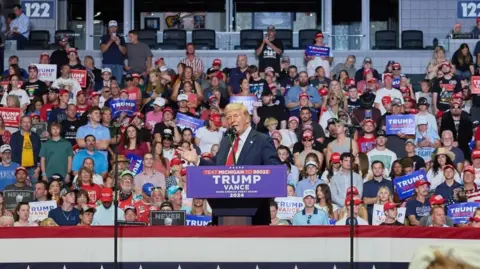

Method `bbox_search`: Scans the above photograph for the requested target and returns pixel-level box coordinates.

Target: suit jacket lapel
[217,136,231,165]
[237,130,256,165]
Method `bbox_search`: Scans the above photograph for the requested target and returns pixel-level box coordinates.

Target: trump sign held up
[186,215,212,226]
[0,107,21,127]
[371,204,406,225]
[110,100,136,116]
[29,201,57,222]
[305,45,331,57]
[70,69,88,88]
[34,64,57,81]
[127,153,143,175]
[274,197,304,220]
[393,170,427,200]
[385,114,415,135]
[447,202,480,224]
[229,96,257,114]
[187,166,287,199]
[175,113,205,136]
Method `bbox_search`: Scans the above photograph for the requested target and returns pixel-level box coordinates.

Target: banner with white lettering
[274,197,304,220]
[3,190,34,210]
[372,204,406,225]
[385,114,415,135]
[186,215,212,226]
[305,45,331,57]
[393,170,428,200]
[110,99,136,116]
[0,107,21,127]
[447,202,480,224]
[150,210,186,226]
[34,64,57,81]
[175,113,205,136]
[127,153,143,175]
[29,200,57,222]
[70,69,87,88]
[416,146,435,163]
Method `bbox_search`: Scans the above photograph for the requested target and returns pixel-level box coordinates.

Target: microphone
[226,126,238,144]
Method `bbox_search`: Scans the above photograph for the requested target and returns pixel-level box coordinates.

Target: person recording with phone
[100,20,127,85]
[255,25,284,74]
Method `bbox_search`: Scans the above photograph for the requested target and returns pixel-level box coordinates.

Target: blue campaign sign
[458,1,480,18]
[447,202,480,224]
[21,0,55,19]
[393,170,427,200]
[229,96,257,114]
[110,100,136,116]
[187,165,287,199]
[127,153,143,175]
[186,215,212,226]
[385,114,416,135]
[305,45,330,57]
[175,113,205,136]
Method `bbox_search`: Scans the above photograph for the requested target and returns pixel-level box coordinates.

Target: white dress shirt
[10,13,30,38]
[229,126,252,162]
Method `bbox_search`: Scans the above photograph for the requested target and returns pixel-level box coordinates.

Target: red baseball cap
[361,119,376,127]
[452,92,464,100]
[315,32,324,39]
[415,179,431,188]
[318,88,328,97]
[302,130,313,139]
[477,17,480,23]
[392,63,401,70]
[367,77,377,83]
[299,92,309,99]
[132,73,141,79]
[90,91,100,98]
[212,59,221,66]
[170,158,183,166]
[163,107,174,114]
[201,152,213,159]
[29,113,40,119]
[443,164,455,171]
[429,194,446,205]
[472,150,480,160]
[210,113,222,127]
[346,186,359,196]
[382,96,392,105]
[469,216,480,222]
[346,78,355,86]
[345,196,362,206]
[464,165,475,174]
[100,188,113,202]
[15,166,28,175]
[59,89,70,96]
[436,110,444,118]
[409,108,418,114]
[119,89,128,95]
[383,73,393,80]
[440,61,451,68]
[362,69,372,77]
[208,95,218,103]
[180,168,187,176]
[76,91,86,97]
[330,152,341,164]
[383,201,397,211]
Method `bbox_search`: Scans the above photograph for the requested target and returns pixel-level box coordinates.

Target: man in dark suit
[439,101,473,161]
[179,103,282,166]
[178,103,282,226]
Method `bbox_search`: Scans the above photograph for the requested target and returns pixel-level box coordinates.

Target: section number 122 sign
[21,0,55,19]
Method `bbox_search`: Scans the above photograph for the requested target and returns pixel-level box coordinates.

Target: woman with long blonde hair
[425,46,449,79]
[189,199,211,216]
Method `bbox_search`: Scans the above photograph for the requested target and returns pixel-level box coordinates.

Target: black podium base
[207,198,271,226]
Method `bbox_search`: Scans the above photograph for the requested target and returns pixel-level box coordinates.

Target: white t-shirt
[51,77,82,104]
[279,129,298,150]
[374,87,404,115]
[306,47,333,78]
[319,110,336,137]
[195,126,223,154]
[367,147,397,172]
[335,216,369,225]
[1,89,31,108]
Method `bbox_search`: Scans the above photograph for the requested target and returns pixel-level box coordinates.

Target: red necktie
[226,137,240,166]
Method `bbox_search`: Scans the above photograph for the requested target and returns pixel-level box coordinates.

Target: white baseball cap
[177,94,188,102]
[302,189,316,199]
[305,161,318,168]
[417,117,428,126]
[159,66,168,72]
[153,97,166,107]
[101,68,112,74]
[0,144,11,153]
[108,20,118,27]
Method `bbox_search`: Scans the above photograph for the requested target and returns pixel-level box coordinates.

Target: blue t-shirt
[49,107,67,123]
[0,162,20,191]
[76,123,111,160]
[227,67,247,94]
[406,198,430,221]
[101,34,126,65]
[48,207,81,226]
[72,149,108,174]
[435,181,462,201]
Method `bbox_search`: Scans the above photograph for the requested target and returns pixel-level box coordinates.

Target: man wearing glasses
[292,190,329,225]
[439,101,473,162]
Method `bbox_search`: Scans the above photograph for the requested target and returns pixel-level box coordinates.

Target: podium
[186,165,287,226]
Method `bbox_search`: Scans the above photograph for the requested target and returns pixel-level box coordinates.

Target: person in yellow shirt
[10,116,41,183]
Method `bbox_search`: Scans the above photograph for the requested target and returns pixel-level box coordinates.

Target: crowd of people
[0,19,480,228]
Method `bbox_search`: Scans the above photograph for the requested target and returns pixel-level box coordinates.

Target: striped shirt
[180,56,204,75]
[466,185,480,202]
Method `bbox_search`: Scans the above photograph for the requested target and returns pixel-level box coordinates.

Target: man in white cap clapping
[100,20,127,85]
[292,190,329,225]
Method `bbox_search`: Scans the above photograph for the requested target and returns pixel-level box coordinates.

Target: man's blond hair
[225,103,250,119]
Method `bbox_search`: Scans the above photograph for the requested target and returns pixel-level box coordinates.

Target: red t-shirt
[118,194,134,210]
[118,141,149,158]
[357,136,376,153]
[134,200,159,224]
[40,103,56,122]
[80,183,102,207]
[76,105,90,118]
[127,87,141,109]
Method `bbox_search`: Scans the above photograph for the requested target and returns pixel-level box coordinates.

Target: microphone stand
[347,125,355,269]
